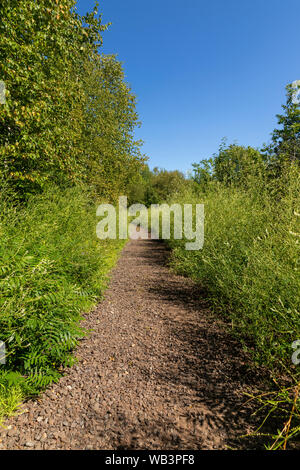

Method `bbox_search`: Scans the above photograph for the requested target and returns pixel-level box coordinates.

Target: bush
[0,185,125,417]
[168,166,300,371]
[166,165,300,447]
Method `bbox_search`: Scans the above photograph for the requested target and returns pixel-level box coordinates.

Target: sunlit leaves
[0,1,144,198]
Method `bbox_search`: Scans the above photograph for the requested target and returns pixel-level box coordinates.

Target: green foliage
[264,83,300,173]
[191,159,214,190]
[127,164,188,206]
[0,185,125,399]
[244,381,300,450]
[167,156,300,448]
[0,372,23,424]
[0,0,141,423]
[81,53,146,201]
[168,167,300,371]
[164,86,300,447]
[0,0,144,198]
[213,140,266,187]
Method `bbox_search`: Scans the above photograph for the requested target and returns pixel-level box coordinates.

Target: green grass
[0,185,126,422]
[166,167,300,448]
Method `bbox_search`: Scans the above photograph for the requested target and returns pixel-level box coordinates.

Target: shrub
[166,165,300,447]
[0,185,125,413]
[168,167,300,371]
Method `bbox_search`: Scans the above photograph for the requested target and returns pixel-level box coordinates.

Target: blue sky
[76,0,300,173]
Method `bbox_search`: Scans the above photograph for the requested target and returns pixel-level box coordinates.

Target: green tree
[0,1,145,199]
[263,83,300,178]
[192,159,214,191]
[81,53,146,200]
[213,142,265,187]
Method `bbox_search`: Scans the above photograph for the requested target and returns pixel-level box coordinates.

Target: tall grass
[167,166,300,448]
[0,185,125,422]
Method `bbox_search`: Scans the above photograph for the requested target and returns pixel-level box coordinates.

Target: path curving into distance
[1,235,263,450]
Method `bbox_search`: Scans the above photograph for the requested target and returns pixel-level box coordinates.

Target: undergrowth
[166,166,300,448]
[0,185,125,423]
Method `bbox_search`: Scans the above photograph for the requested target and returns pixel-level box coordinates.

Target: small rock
[25,441,35,448]
[91,403,101,413]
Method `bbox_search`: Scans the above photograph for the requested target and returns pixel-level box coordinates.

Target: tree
[192,159,214,191]
[81,53,146,200]
[265,82,300,173]
[213,142,265,187]
[0,1,145,199]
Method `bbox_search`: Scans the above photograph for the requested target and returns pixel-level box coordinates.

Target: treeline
[0,0,145,200]
[127,166,187,206]
[192,84,299,187]
[137,83,300,206]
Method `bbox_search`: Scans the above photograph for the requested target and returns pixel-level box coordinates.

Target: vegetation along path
[1,236,263,450]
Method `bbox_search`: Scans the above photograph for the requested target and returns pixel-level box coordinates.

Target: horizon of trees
[135,82,300,203]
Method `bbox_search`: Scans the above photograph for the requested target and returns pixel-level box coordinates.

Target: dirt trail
[1,236,262,450]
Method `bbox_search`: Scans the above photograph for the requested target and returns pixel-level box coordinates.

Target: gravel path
[1,236,262,450]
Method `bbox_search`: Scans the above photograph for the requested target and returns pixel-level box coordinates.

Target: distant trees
[191,143,265,190]
[150,168,187,202]
[191,159,214,189]
[213,142,265,186]
[192,83,300,190]
[127,165,187,205]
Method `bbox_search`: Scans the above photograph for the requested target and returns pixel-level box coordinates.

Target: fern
[0,185,126,401]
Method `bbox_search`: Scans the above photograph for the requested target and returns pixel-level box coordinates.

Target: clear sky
[75,0,300,173]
